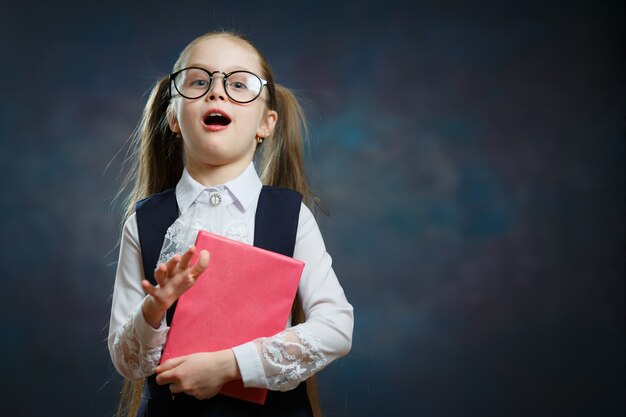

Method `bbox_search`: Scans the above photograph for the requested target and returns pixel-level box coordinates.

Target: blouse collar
[175,162,262,214]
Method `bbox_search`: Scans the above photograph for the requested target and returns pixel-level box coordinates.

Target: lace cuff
[110,304,169,380]
[257,326,328,392]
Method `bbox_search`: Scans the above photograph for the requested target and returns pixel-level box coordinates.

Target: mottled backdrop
[0,1,623,416]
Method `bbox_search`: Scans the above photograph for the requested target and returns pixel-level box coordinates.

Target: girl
[108,31,354,417]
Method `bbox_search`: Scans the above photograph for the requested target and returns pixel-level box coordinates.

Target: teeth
[209,112,222,117]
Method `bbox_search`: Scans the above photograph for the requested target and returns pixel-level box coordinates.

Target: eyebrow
[186,63,251,73]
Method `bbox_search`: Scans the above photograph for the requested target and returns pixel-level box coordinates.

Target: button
[208,192,222,207]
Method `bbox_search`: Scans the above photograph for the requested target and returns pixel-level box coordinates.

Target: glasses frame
[169,67,268,104]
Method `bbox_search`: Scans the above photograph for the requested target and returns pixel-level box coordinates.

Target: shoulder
[259,185,302,201]
[257,186,302,215]
[257,187,318,228]
[120,212,139,245]
[296,202,317,234]
[135,188,176,212]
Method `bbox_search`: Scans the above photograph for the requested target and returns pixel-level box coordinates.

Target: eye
[181,68,211,89]
[228,80,248,91]
[190,79,209,88]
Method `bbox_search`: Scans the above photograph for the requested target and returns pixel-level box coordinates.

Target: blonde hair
[116,31,321,417]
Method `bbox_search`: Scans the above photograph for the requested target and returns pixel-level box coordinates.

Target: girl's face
[169,36,277,173]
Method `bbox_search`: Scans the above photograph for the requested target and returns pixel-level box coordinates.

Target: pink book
[159,230,304,404]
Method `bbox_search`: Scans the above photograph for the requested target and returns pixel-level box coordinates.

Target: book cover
[160,230,304,404]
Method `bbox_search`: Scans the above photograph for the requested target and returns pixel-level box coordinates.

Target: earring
[256,135,264,144]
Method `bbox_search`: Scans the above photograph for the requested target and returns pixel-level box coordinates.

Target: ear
[167,108,180,134]
[257,109,277,138]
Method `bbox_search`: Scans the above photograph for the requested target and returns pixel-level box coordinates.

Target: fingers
[190,250,210,279]
[169,382,183,394]
[156,368,176,386]
[155,357,185,386]
[156,356,185,374]
[166,254,181,277]
[153,264,167,287]
[146,249,209,304]
[141,279,155,295]
[177,246,196,271]
[155,367,176,386]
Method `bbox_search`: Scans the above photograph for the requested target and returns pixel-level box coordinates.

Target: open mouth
[202,110,232,127]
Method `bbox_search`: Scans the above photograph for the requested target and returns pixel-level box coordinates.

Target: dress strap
[135,188,178,287]
[253,186,302,257]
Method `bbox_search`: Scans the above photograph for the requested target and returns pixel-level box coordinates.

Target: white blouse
[108,163,354,391]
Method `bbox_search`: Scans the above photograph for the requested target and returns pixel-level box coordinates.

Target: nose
[206,72,227,102]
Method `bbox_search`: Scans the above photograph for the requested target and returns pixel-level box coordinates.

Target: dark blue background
[0,1,623,416]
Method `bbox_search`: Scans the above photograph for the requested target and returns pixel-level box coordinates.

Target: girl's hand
[155,350,241,400]
[141,246,210,329]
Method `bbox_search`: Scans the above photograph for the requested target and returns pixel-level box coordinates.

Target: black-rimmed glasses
[169,67,268,103]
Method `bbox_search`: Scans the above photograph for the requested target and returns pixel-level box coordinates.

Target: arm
[232,203,354,391]
[107,214,209,380]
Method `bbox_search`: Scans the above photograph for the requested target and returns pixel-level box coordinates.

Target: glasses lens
[226,72,263,103]
[174,68,211,99]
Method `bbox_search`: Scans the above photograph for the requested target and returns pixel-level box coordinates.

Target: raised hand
[141,246,210,329]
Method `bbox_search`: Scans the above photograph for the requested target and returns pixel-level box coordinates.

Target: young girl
[108,31,354,417]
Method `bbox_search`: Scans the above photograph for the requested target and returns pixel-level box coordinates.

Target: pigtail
[115,76,182,417]
[259,86,323,416]
[259,83,324,417]
[119,75,184,221]
[116,378,143,417]
[259,83,318,209]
